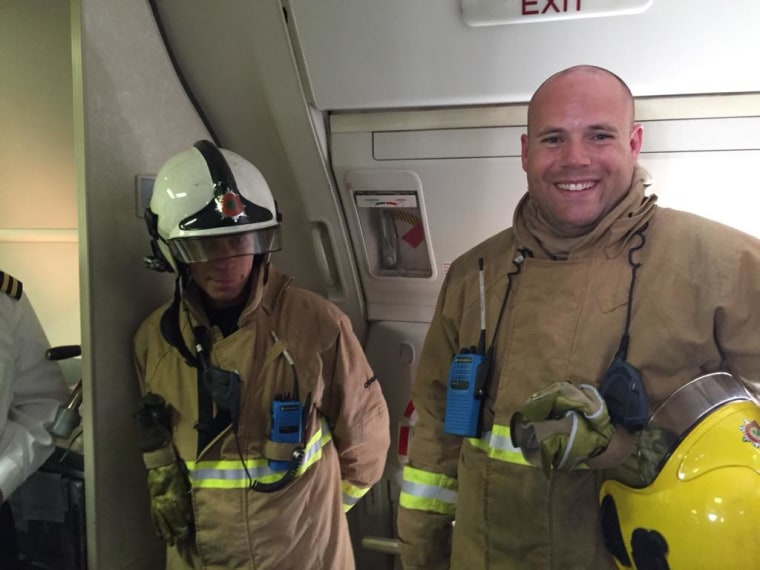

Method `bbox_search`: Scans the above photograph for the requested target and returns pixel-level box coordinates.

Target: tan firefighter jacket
[397,168,760,569]
[134,264,390,569]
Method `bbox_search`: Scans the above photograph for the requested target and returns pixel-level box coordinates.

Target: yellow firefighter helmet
[599,372,760,569]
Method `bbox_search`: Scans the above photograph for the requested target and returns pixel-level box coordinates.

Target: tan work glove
[136,393,194,545]
[510,381,617,476]
[143,445,194,546]
[603,426,677,487]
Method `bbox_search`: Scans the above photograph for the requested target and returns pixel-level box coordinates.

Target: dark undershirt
[203,300,244,337]
[195,296,246,451]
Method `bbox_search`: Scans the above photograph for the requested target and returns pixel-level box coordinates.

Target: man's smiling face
[521,67,643,237]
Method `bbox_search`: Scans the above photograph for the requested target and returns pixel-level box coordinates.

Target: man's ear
[629,123,644,160]
[520,133,530,173]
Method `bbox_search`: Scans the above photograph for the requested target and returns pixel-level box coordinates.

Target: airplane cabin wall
[0,0,79,372]
[285,0,760,109]
[73,0,211,567]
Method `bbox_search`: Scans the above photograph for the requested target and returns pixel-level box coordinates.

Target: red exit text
[523,0,582,15]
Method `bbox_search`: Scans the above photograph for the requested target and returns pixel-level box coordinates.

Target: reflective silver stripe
[188,417,333,485]
[300,420,329,469]
[467,425,531,465]
[400,479,457,505]
[482,429,521,453]
[343,493,362,510]
[192,464,276,481]
[341,480,370,512]
[343,493,361,506]
[558,413,578,469]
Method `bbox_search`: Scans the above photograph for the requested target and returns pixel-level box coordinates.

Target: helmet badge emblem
[740,419,760,449]
[215,189,246,222]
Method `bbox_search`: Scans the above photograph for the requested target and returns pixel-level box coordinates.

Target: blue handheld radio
[444,258,492,438]
[269,397,304,471]
[267,331,310,471]
[444,351,488,436]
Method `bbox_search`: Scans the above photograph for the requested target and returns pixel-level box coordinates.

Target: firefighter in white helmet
[133,140,389,569]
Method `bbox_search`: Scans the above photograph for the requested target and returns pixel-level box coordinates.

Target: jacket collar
[513,165,658,260]
[250,263,293,321]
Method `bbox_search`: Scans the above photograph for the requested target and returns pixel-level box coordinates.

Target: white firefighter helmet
[144,140,281,272]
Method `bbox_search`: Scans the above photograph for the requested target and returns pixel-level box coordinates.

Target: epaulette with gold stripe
[0,271,23,300]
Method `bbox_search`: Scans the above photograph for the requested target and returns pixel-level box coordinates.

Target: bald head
[527,65,636,135]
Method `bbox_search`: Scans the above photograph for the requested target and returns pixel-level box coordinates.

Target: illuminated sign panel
[461,0,653,26]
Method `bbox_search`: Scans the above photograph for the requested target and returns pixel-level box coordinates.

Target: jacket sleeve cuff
[341,480,371,512]
[142,445,176,469]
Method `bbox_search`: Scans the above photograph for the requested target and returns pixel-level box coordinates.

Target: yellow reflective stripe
[186,459,266,489]
[467,424,590,471]
[341,480,370,512]
[185,417,333,489]
[299,418,331,472]
[466,423,531,465]
[399,466,457,515]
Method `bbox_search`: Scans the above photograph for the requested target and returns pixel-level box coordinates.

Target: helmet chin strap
[143,207,175,273]
[245,253,270,310]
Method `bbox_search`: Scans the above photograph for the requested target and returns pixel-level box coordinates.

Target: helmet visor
[637,372,751,484]
[169,227,281,263]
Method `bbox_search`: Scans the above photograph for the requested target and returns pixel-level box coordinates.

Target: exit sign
[461,0,653,26]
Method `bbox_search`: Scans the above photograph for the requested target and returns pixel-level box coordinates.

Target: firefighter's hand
[510,381,616,476]
[144,446,194,546]
[604,427,676,486]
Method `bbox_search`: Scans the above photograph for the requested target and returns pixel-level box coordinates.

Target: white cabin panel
[286,0,760,110]
[351,319,430,570]
[332,133,526,322]
[644,151,760,239]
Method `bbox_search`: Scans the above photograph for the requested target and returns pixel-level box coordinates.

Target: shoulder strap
[159,280,199,368]
[0,271,22,300]
[157,278,224,454]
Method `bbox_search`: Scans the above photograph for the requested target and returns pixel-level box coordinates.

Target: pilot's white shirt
[0,291,68,500]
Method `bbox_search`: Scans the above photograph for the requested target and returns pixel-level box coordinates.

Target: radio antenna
[477,257,486,355]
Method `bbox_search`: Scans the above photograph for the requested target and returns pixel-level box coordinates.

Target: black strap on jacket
[158,278,233,454]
